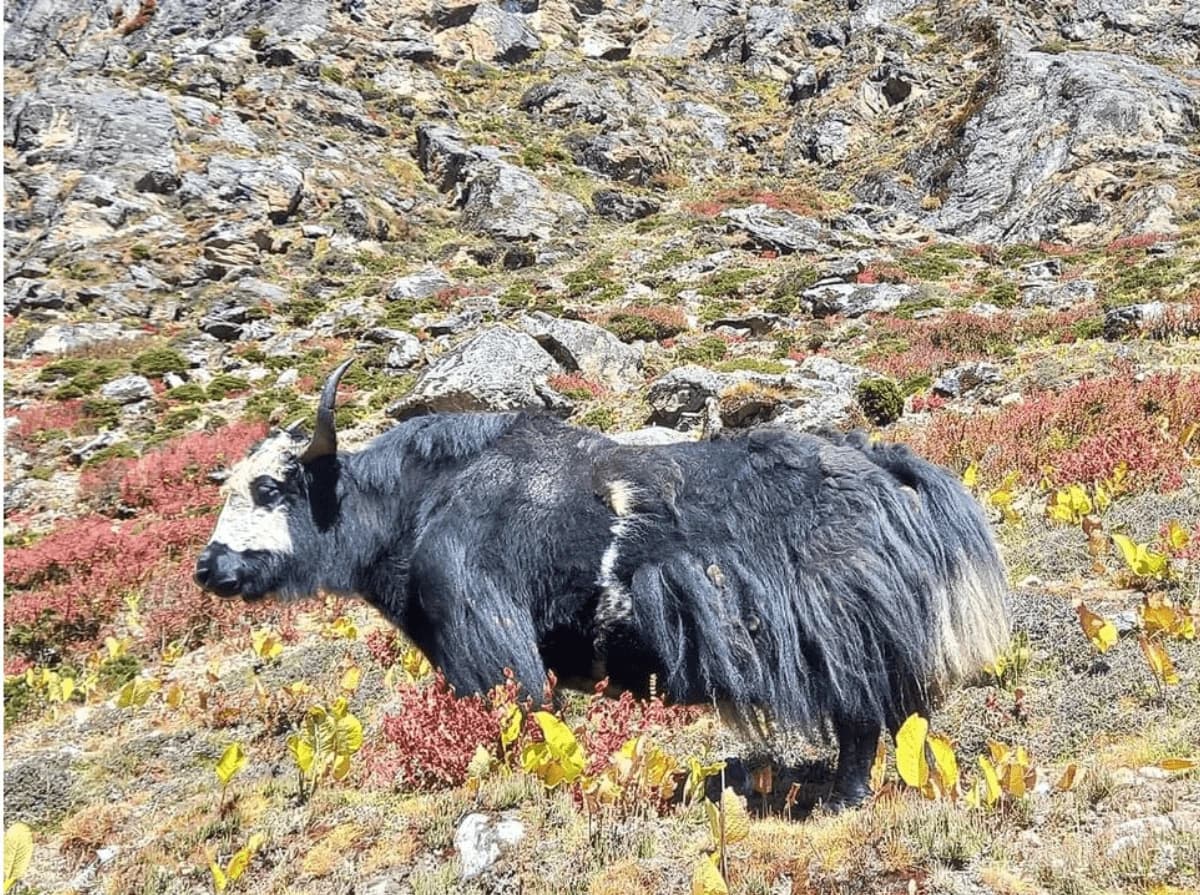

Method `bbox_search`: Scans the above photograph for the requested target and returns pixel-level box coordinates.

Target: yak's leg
[826,717,881,811]
[410,551,548,701]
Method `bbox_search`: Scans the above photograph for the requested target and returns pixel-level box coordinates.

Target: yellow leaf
[324,616,358,640]
[209,856,228,894]
[226,848,251,883]
[691,852,728,895]
[977,756,1001,807]
[161,640,184,667]
[1002,761,1026,799]
[1073,600,1117,653]
[282,680,311,699]
[961,462,978,489]
[215,743,247,788]
[1055,764,1078,791]
[340,666,362,693]
[401,647,431,682]
[1165,521,1191,553]
[166,683,184,709]
[1140,598,1178,637]
[530,712,585,785]
[1156,758,1197,772]
[115,677,159,709]
[869,736,887,792]
[927,734,959,795]
[895,714,930,788]
[1139,636,1180,685]
[250,628,283,661]
[105,636,127,661]
[288,735,315,776]
[4,823,33,893]
[1112,533,1169,580]
[499,704,522,751]
[719,788,750,844]
[335,710,364,755]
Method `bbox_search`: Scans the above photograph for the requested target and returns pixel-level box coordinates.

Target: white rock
[454,812,525,879]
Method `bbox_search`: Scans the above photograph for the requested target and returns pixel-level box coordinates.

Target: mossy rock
[855,377,904,425]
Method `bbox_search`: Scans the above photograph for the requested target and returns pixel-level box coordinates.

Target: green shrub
[855,377,905,425]
[166,383,207,403]
[206,374,250,400]
[577,407,618,432]
[983,281,1019,308]
[132,348,189,378]
[715,358,788,375]
[675,336,728,365]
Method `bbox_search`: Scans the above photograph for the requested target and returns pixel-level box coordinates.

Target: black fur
[197,412,1009,809]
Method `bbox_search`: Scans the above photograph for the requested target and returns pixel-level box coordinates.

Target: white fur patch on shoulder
[605,479,637,517]
[595,517,633,628]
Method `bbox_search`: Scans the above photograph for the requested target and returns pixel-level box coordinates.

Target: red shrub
[1105,232,1175,254]
[368,675,522,791]
[579,682,704,775]
[6,422,271,664]
[910,393,947,413]
[81,421,266,515]
[10,400,86,443]
[906,372,1200,492]
[856,265,911,285]
[548,373,610,400]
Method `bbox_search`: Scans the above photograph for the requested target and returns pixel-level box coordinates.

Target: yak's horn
[299,358,354,463]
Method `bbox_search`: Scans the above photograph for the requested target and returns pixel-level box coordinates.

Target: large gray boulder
[923,49,1198,244]
[517,312,643,392]
[6,86,179,192]
[390,327,571,418]
[461,162,588,241]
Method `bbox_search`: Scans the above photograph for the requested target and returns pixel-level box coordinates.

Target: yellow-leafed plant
[4,823,33,894]
[521,711,586,789]
[287,698,364,801]
[208,832,265,894]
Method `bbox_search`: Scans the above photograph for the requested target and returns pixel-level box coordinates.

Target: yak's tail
[830,431,1011,687]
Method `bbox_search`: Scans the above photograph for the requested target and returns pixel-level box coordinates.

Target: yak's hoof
[823,784,871,813]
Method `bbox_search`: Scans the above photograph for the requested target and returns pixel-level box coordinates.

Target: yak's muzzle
[194,542,247,599]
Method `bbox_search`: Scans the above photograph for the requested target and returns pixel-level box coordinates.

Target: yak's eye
[252,477,283,507]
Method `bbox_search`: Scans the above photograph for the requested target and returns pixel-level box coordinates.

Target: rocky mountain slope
[4,1,1200,893]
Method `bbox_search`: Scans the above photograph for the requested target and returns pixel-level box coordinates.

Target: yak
[195,359,1009,810]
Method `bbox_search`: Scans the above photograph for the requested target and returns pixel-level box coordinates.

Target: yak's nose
[194,543,243,598]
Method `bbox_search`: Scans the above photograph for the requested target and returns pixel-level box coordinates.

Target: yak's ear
[299,358,354,464]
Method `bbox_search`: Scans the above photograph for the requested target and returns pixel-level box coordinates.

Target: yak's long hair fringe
[596,426,1010,742]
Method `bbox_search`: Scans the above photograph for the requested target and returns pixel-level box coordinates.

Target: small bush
[165,383,207,403]
[131,348,188,378]
[856,378,904,425]
[675,337,729,366]
[600,306,688,343]
[578,407,618,432]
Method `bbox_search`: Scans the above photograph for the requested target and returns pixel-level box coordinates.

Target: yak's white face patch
[208,432,302,555]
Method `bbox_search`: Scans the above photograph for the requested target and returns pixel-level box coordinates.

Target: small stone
[388,267,453,302]
[100,375,154,404]
[454,812,525,879]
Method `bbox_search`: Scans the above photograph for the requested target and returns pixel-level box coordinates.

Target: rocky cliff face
[5,0,1198,520]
